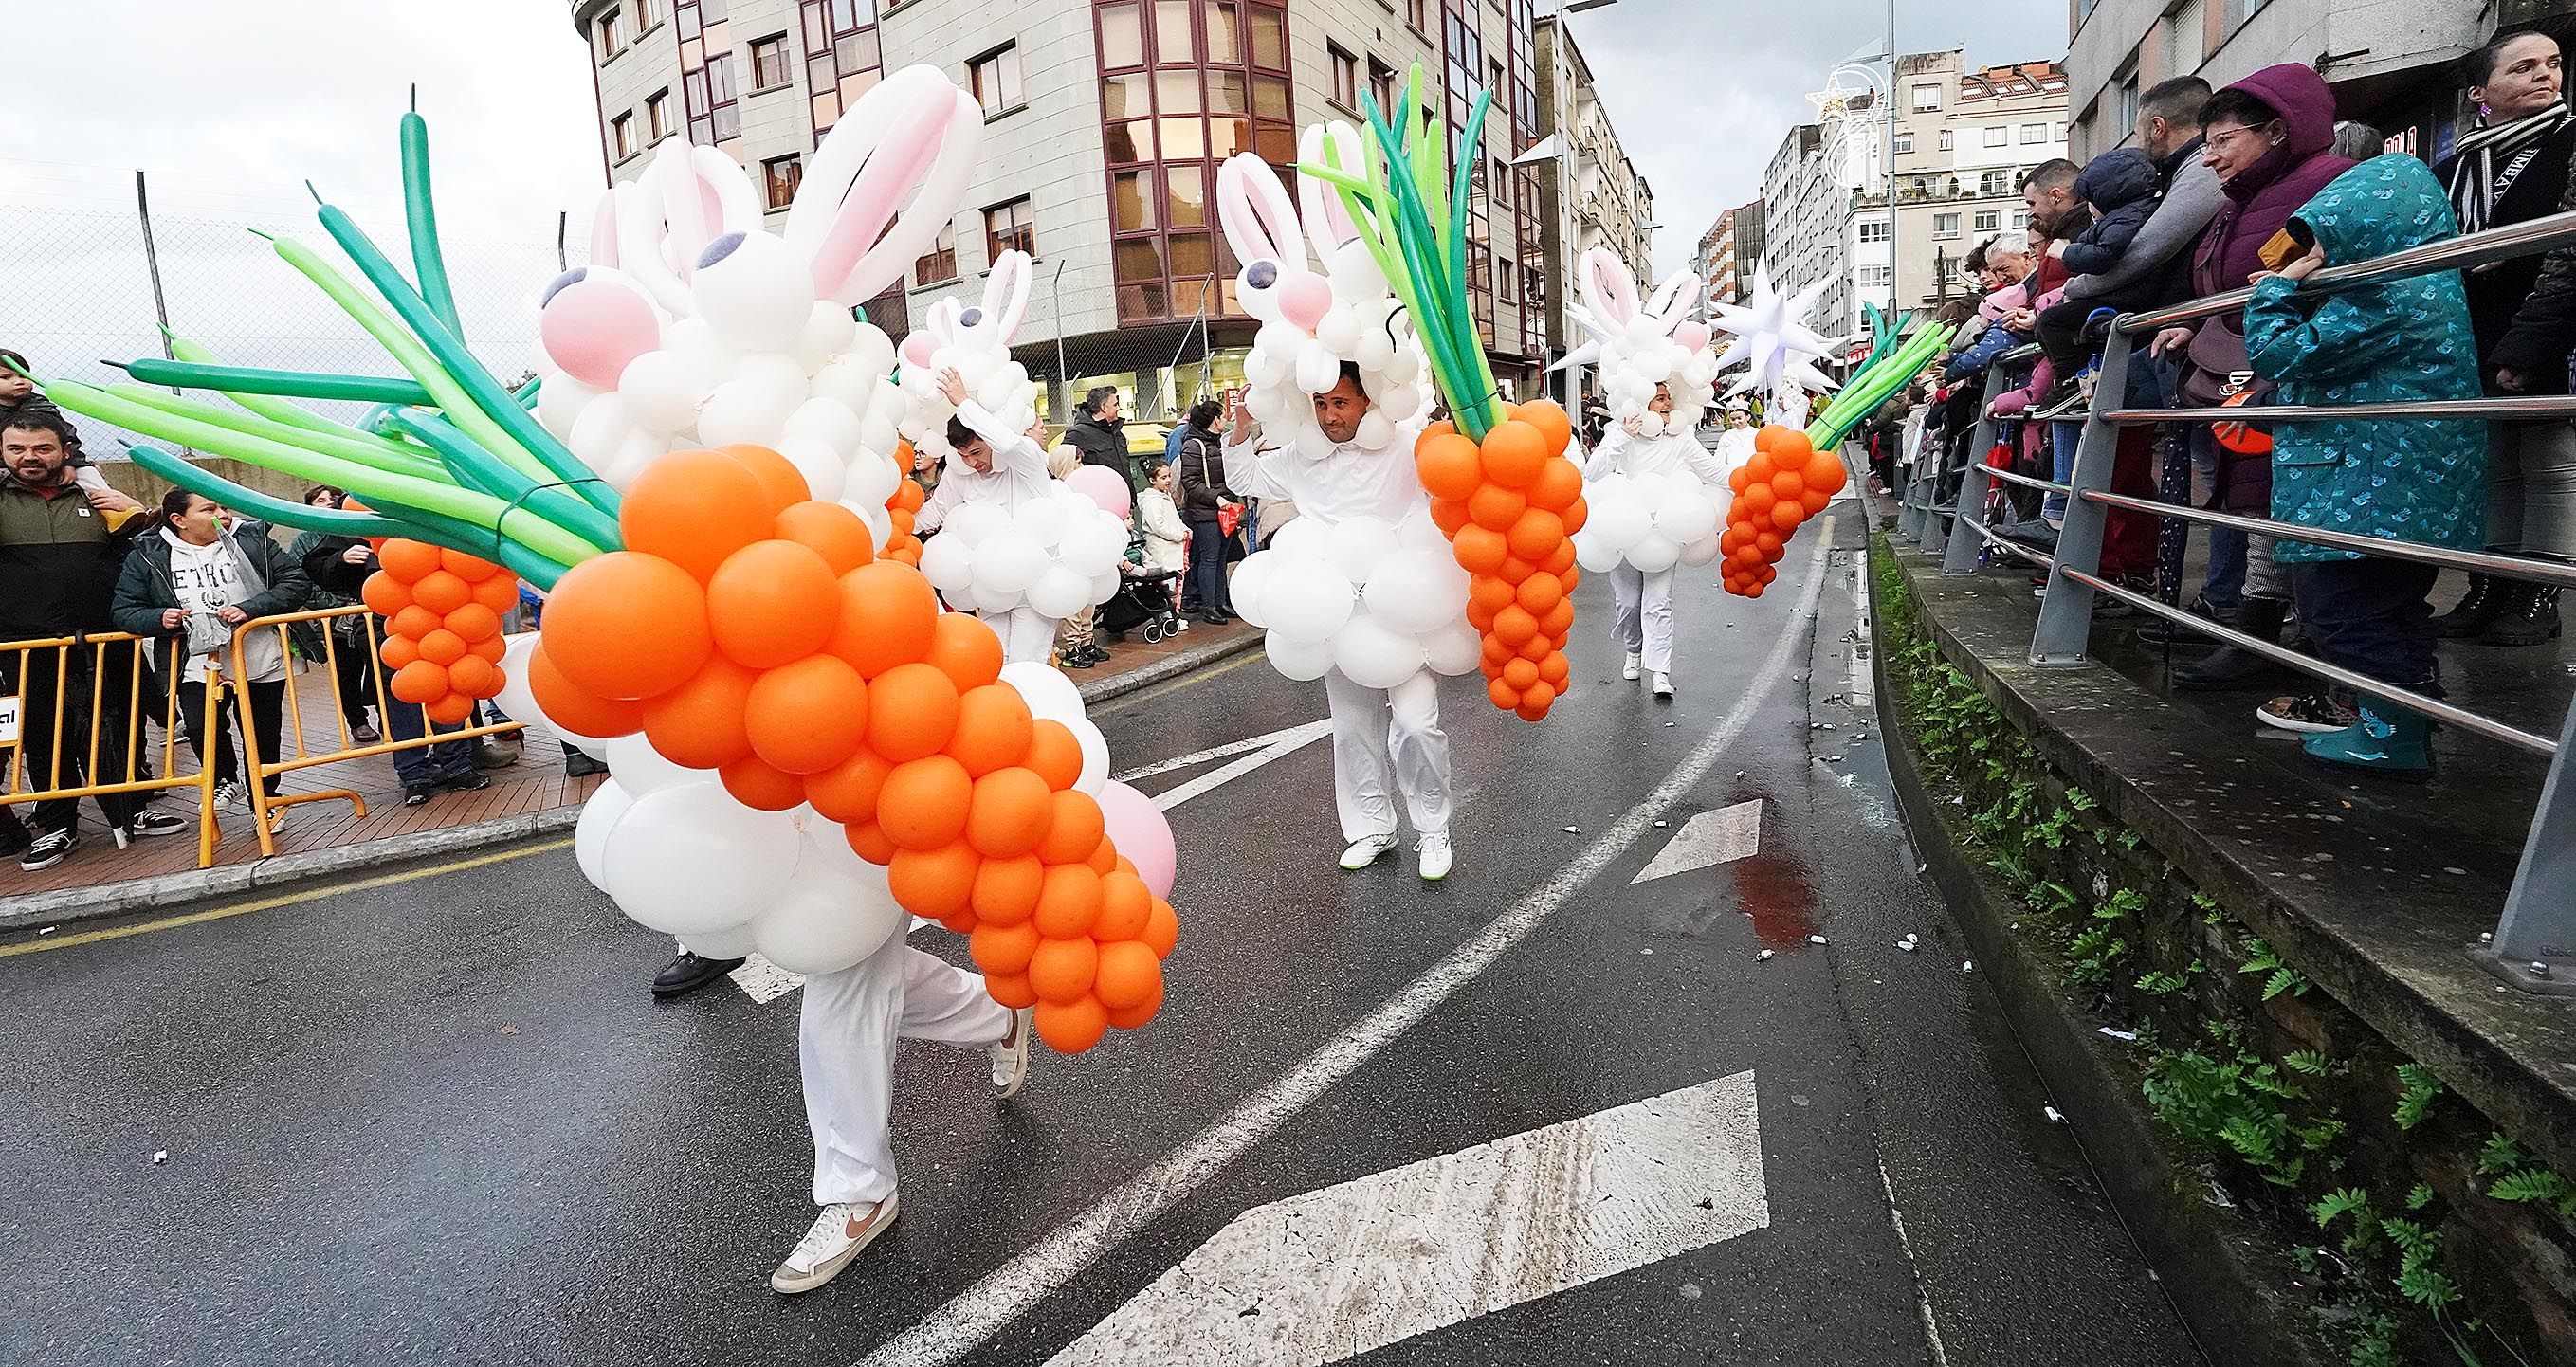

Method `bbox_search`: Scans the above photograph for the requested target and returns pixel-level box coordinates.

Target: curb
[1873,618,2329,1367]
[8,630,1267,933]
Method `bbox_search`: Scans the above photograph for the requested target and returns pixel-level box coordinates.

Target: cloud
[1558,0,2067,278]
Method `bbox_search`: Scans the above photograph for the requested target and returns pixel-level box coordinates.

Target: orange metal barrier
[2,631,228,866]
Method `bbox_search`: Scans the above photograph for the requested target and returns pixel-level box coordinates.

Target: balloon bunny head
[530,64,983,549]
[1566,248,1720,441]
[1220,127,1432,459]
[894,249,1041,463]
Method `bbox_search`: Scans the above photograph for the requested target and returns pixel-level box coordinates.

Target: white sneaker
[1340,832,1399,870]
[770,1194,898,1295]
[1416,833,1452,882]
[265,804,290,836]
[1651,671,1673,700]
[1621,651,1641,682]
[990,1007,1033,1099]
[212,779,247,812]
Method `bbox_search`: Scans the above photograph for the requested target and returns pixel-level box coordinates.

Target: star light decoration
[1712,265,1841,425]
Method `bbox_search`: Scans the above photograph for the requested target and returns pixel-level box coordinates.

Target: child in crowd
[2035,150,2164,411]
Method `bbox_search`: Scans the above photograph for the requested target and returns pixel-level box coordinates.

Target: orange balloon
[965,766,1055,859]
[437,547,500,581]
[1415,432,1484,500]
[1522,679,1559,711]
[1526,457,1583,512]
[1024,720,1085,791]
[1539,652,1571,686]
[1467,483,1527,533]
[828,562,941,679]
[1543,540,1578,576]
[1756,530,1784,556]
[1806,450,1849,494]
[1037,790,1106,864]
[1515,632,1552,663]
[806,747,894,825]
[1491,604,1539,647]
[527,645,643,738]
[971,855,1046,925]
[923,611,1005,693]
[1035,996,1109,1052]
[707,540,839,669]
[1105,979,1165,1030]
[1086,835,1118,875]
[1452,525,1509,575]
[1770,501,1807,532]
[621,449,775,581]
[376,538,442,581]
[947,684,1034,777]
[640,654,758,770]
[773,501,877,575]
[985,972,1039,1010]
[1506,509,1564,563]
[1559,495,1588,537]
[1094,940,1162,1011]
[1478,657,1505,681]
[1740,483,1778,517]
[720,754,807,810]
[541,552,714,701]
[390,659,448,705]
[878,754,973,850]
[866,662,961,764]
[1033,862,1104,939]
[745,654,870,774]
[1488,677,1520,709]
[1501,657,1540,690]
[447,653,502,699]
[411,571,470,615]
[442,603,502,645]
[1767,428,1815,462]
[1028,937,1099,1005]
[1515,573,1563,616]
[1141,900,1179,958]
[887,842,980,922]
[1757,563,1778,584]
[361,573,412,617]
[1480,420,1547,488]
[1745,451,1778,484]
[1467,599,1498,633]
[1745,582,1767,598]
[1428,497,1471,537]
[1800,488,1832,515]
[1498,556,1538,585]
[1515,399,1574,455]
[713,444,813,512]
[969,921,1041,977]
[1727,465,1754,494]
[416,629,468,667]
[1770,468,1806,501]
[472,575,521,614]
[389,605,443,642]
[1470,575,1519,614]
[1719,526,1747,555]
[845,820,898,865]
[1095,870,1153,941]
[1424,419,1457,441]
[1539,599,1576,638]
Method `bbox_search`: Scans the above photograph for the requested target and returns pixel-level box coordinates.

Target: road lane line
[854,527,1836,1367]
[0,838,573,958]
[1114,719,1332,784]
[1048,1072,1767,1364]
[1147,720,1334,811]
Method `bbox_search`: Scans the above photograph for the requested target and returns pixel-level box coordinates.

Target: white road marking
[728,955,804,1004]
[1048,1072,1768,1365]
[1114,720,1333,784]
[1149,719,1334,812]
[852,527,1837,1367]
[1877,1159,1952,1367]
[1629,800,1763,884]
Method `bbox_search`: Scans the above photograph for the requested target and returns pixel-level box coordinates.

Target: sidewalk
[3,618,1261,926]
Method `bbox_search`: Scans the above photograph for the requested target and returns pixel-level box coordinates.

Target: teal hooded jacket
[2243,155,2486,565]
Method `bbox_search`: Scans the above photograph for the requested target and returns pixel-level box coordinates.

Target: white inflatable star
[1712,266,1840,413]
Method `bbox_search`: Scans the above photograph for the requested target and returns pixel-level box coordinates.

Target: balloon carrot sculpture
[43,82,1178,1054]
[1304,67,1587,721]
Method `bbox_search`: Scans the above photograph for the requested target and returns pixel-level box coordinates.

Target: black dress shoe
[653,951,745,998]
[564,751,608,778]
[438,772,494,793]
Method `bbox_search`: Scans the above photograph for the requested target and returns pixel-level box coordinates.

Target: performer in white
[1585,382,1730,699]
[1224,365,1455,880]
[914,367,1061,664]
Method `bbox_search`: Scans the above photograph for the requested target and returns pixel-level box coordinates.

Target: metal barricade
[1932,207,2576,994]
[3,632,228,866]
[225,606,524,858]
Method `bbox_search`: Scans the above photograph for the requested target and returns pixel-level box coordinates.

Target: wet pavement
[1,507,2204,1366]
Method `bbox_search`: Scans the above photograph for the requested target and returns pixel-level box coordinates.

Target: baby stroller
[1101,564,1184,644]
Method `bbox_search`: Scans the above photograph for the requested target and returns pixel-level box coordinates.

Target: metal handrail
[2106,395,2576,425]
[2115,207,2576,333]
[2078,489,2576,590]
[1982,465,2069,497]
[1956,514,2055,570]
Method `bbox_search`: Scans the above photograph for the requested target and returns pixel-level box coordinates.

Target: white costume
[916,400,1061,663]
[800,937,1013,1207]
[1585,428,1728,675]
[1225,424,1452,843]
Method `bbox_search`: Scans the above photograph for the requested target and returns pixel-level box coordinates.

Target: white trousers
[1611,563,1677,674]
[977,607,1061,665]
[798,938,1011,1207]
[1321,668,1451,842]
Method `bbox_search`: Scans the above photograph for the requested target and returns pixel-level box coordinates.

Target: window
[971,44,1023,117]
[635,0,661,28]
[2019,122,2048,144]
[2011,208,2029,228]
[1856,220,1890,243]
[705,51,740,139]
[1983,125,2008,147]
[1973,209,2001,231]
[1858,264,1892,287]
[1329,44,1358,110]
[1937,128,1953,151]
[1893,132,1913,154]
[1496,250,1516,302]
[1979,170,2012,195]
[1910,83,1941,112]
[1369,58,1398,116]
[611,110,636,159]
[985,196,1035,260]
[751,34,791,89]
[1407,0,1429,31]
[647,89,672,141]
[594,8,623,61]
[2225,0,2269,26]
[1932,212,1961,240]
[762,155,802,209]
[2054,121,2068,142]
[2113,71,2140,134]
[914,223,959,285]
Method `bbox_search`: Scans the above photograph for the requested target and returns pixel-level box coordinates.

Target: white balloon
[567,393,638,470]
[1627,533,1681,574]
[843,326,897,381]
[1068,717,1109,795]
[1680,532,1726,567]
[1014,496,1069,548]
[536,375,602,438]
[1324,516,1394,585]
[1000,658,1085,723]
[918,531,977,595]
[696,380,793,447]
[607,732,702,792]
[752,853,907,974]
[661,317,738,372]
[783,396,866,453]
[1268,517,1326,560]
[1355,411,1396,451]
[1294,344,1342,395]
[1334,613,1427,690]
[1292,426,1336,460]
[854,499,894,548]
[1265,630,1335,682]
[492,632,544,735]
[616,350,715,433]
[1424,620,1484,676]
[1027,564,1092,618]
[1266,568,1356,643]
[1396,508,1450,554]
[793,301,860,374]
[1316,306,1364,355]
[841,451,901,511]
[1384,349,1422,386]
[1376,383,1422,422]
[974,532,1047,595]
[1587,491,1651,551]
[775,436,849,504]
[810,355,882,413]
[692,231,814,353]
[574,779,635,892]
[735,352,813,407]
[941,501,1010,548]
[1230,553,1279,628]
[601,784,801,936]
[601,429,667,492]
[1573,529,1621,574]
[1364,551,1469,637]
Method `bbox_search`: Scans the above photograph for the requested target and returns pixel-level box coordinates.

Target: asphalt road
[0,504,2204,1367]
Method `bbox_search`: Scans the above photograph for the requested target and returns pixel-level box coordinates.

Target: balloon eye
[539,268,589,306]
[697,231,748,270]
[959,307,985,328]
[1246,260,1280,290]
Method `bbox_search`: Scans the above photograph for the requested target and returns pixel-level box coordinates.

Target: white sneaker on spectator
[265,805,291,836]
[1416,832,1453,882]
[1621,651,1641,682]
[990,1007,1033,1099]
[212,779,247,812]
[1340,832,1399,870]
[770,1195,898,1295]
[124,811,190,840]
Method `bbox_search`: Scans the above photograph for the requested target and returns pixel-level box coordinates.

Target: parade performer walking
[1584,382,1728,699]
[914,367,1066,664]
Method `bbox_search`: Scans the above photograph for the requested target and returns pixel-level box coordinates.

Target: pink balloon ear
[1280,273,1334,332]
[901,333,940,369]
[1674,321,1711,353]
[539,278,658,389]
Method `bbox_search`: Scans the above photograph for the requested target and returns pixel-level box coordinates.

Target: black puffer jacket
[2058,150,2162,279]
[2453,122,2576,393]
[1175,428,1230,525]
[1060,410,1130,486]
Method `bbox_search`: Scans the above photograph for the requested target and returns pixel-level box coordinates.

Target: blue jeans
[1186,519,1233,614]
[385,694,476,789]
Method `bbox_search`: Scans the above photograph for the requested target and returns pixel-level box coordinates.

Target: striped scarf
[2446,102,2573,233]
